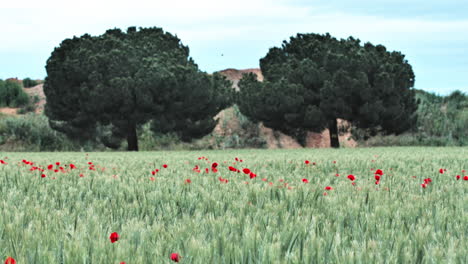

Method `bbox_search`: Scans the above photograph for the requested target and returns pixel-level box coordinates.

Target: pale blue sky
[1,0,467,94]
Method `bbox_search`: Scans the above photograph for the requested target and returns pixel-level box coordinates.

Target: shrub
[0,79,30,107]
[22,78,38,88]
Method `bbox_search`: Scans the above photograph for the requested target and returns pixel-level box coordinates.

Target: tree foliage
[44,27,233,150]
[237,33,417,147]
[0,79,30,107]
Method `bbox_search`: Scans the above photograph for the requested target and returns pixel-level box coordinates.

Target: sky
[1,0,467,95]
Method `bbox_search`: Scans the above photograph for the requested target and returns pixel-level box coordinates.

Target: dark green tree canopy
[237,33,417,147]
[44,27,232,150]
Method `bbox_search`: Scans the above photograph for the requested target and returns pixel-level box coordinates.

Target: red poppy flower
[109,232,119,243]
[170,253,180,262]
[70,164,76,169]
[421,183,427,188]
[47,164,53,170]
[4,257,16,264]
[211,162,218,168]
[456,175,461,180]
[375,175,381,181]
[235,157,239,161]
[211,167,218,173]
[352,182,356,186]
[424,178,432,184]
[302,178,309,183]
[242,168,251,174]
[120,262,126,264]
[347,175,356,181]
[41,174,46,178]
[375,169,383,176]
[79,173,84,177]
[205,168,209,173]
[163,164,168,168]
[325,186,333,190]
[228,166,237,172]
[464,176,468,181]
[439,168,444,174]
[375,180,380,185]
[305,160,310,165]
[0,160,6,164]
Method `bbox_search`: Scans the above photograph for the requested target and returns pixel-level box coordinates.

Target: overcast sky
[1,0,467,94]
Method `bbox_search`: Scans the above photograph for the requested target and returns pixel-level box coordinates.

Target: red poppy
[41,174,46,178]
[228,166,237,172]
[205,168,209,173]
[347,175,356,181]
[185,179,191,184]
[109,232,119,243]
[4,257,16,264]
[235,157,239,161]
[47,164,53,170]
[79,174,84,177]
[325,186,333,190]
[163,164,168,168]
[375,169,383,176]
[211,167,218,173]
[0,160,6,164]
[456,175,461,180]
[70,164,76,169]
[120,262,126,264]
[439,168,444,174]
[242,168,251,174]
[375,180,380,185]
[351,182,356,186]
[464,176,468,181]
[302,178,309,183]
[170,253,180,262]
[305,160,310,165]
[375,175,381,181]
[421,183,427,188]
[211,162,218,168]
[424,178,432,184]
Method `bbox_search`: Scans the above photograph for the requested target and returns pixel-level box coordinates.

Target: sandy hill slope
[0,83,46,115]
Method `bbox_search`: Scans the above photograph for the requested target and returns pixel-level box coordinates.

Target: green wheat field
[1,147,467,263]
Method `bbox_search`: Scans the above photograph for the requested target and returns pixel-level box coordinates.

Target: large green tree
[44,27,232,151]
[237,33,417,148]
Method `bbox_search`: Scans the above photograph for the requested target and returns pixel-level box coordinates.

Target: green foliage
[22,78,38,88]
[0,79,30,107]
[0,148,466,262]
[0,114,101,151]
[357,90,468,146]
[44,27,233,151]
[237,33,417,148]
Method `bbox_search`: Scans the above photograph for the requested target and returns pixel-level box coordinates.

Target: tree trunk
[328,118,340,148]
[127,121,139,151]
